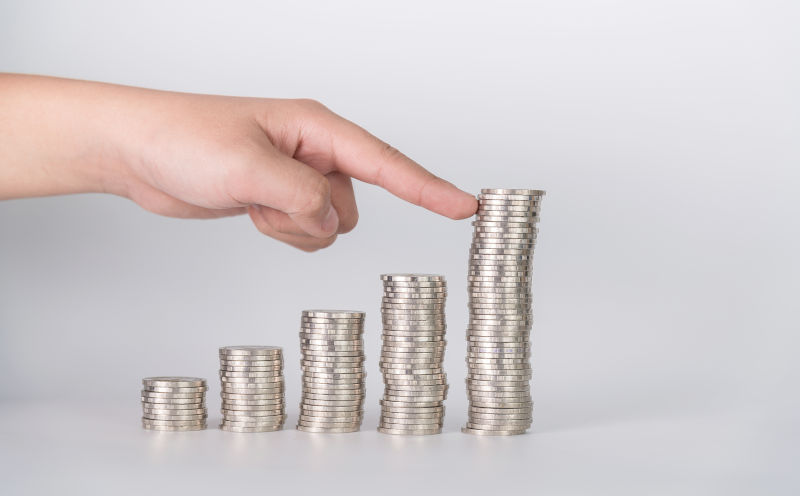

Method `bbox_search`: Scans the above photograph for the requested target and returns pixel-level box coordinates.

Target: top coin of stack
[219,346,286,432]
[378,274,448,435]
[463,188,545,436]
[297,310,366,433]
[141,376,208,431]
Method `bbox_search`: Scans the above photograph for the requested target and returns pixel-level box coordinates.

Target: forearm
[0,74,127,199]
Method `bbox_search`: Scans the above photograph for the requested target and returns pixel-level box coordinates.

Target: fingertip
[447,192,479,220]
[321,205,340,236]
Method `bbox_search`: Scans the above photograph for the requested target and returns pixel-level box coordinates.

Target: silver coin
[220,369,283,377]
[468,413,533,422]
[467,399,533,409]
[467,384,531,394]
[300,350,365,358]
[223,419,287,428]
[301,314,364,322]
[382,292,447,300]
[382,329,447,338]
[377,426,441,436]
[219,346,282,356]
[218,367,282,375]
[220,384,284,392]
[297,420,362,430]
[302,372,367,383]
[384,392,447,401]
[379,357,443,366]
[300,336,363,345]
[141,418,206,427]
[301,393,365,402]
[382,395,447,404]
[222,411,285,420]
[298,413,363,422]
[302,387,365,396]
[470,406,533,415]
[298,409,362,418]
[380,414,444,423]
[380,352,445,361]
[141,398,205,406]
[300,354,365,363]
[381,281,447,288]
[467,272,532,280]
[142,405,206,414]
[380,399,443,408]
[302,309,365,318]
[218,360,283,368]
[296,425,360,433]
[142,410,207,420]
[381,300,446,308]
[220,374,284,383]
[222,402,284,409]
[381,322,447,330]
[380,418,442,428]
[381,274,445,282]
[140,390,205,399]
[301,399,364,407]
[300,345,364,353]
[301,377,365,387]
[381,369,447,378]
[220,424,283,433]
[142,377,205,387]
[466,421,531,430]
[140,401,206,409]
[480,188,545,195]
[460,426,526,436]
[467,376,532,385]
[299,404,362,412]
[299,330,362,338]
[142,423,207,432]
[300,323,364,331]
[467,270,532,278]
[381,343,446,351]
[380,367,445,376]
[301,364,364,373]
[141,386,207,394]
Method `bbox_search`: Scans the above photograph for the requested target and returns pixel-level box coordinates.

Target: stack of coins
[379,274,448,435]
[463,188,545,436]
[141,376,207,431]
[297,310,366,433]
[219,346,286,432]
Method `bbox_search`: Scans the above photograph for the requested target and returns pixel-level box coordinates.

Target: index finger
[302,104,478,220]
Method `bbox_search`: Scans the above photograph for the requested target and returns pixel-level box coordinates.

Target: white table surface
[0,398,791,495]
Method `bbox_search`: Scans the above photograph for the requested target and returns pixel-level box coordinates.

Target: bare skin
[0,74,477,251]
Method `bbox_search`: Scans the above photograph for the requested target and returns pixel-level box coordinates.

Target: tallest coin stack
[463,188,545,436]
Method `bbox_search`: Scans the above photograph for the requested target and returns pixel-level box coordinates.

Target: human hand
[0,75,477,251]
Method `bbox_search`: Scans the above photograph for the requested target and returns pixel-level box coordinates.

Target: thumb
[234,148,339,238]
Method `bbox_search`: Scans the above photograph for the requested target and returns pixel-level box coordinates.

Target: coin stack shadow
[219,346,286,432]
[297,310,366,433]
[378,274,448,435]
[463,188,545,436]
[141,376,208,431]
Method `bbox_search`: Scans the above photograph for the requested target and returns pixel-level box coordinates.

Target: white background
[0,1,798,494]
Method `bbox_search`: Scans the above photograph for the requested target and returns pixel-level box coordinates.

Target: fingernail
[321,205,339,234]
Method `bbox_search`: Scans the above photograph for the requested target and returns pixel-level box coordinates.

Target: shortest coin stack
[219,346,286,432]
[298,310,366,433]
[141,377,208,431]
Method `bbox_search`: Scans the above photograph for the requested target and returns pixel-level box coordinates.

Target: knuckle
[318,234,338,249]
[379,141,404,162]
[294,98,328,114]
[295,175,331,216]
